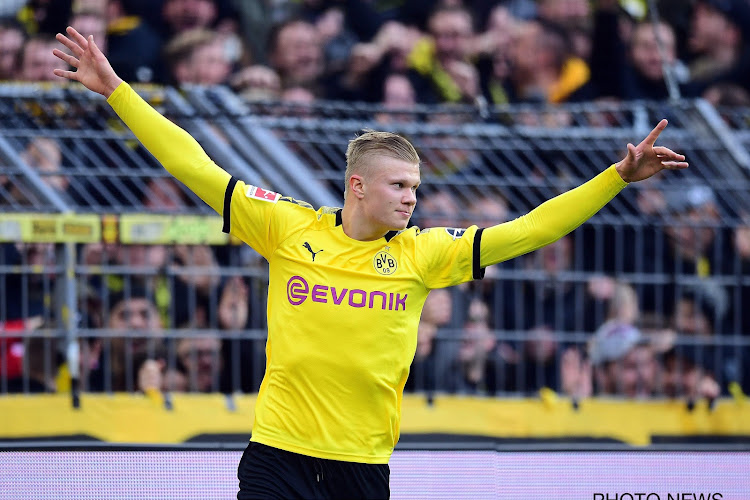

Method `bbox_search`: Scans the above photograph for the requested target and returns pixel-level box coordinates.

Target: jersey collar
[334,209,398,242]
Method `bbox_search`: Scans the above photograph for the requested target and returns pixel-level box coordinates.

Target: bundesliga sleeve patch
[245,185,281,203]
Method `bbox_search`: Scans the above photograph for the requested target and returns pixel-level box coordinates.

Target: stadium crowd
[1,0,750,402]
[1,0,750,105]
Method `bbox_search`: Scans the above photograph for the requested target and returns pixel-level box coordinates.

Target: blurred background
[1,0,750,498]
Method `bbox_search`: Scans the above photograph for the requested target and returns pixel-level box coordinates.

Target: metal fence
[1,82,750,403]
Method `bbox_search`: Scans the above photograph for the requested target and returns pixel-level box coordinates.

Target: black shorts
[237,441,390,500]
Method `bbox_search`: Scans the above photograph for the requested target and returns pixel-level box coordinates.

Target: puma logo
[303,242,324,262]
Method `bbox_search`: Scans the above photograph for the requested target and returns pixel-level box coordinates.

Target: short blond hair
[344,130,420,198]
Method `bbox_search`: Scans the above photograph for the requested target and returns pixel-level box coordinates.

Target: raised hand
[52,26,123,98]
[614,119,689,183]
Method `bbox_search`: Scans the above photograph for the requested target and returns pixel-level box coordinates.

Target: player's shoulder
[408,226,475,242]
[387,226,475,252]
[276,196,341,227]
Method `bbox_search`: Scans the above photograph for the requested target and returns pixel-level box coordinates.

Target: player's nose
[403,189,416,206]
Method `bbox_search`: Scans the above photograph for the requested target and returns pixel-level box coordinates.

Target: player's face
[362,156,420,235]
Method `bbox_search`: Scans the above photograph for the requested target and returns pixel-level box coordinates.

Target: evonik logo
[286,276,407,310]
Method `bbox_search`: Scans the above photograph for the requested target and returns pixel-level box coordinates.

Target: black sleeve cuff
[222,176,238,234]
[473,227,485,280]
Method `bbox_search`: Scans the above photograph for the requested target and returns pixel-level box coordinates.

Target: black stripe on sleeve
[222,176,239,234]
[473,228,486,280]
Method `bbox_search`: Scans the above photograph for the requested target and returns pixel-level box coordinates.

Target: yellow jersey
[107,82,627,464]
[225,188,481,463]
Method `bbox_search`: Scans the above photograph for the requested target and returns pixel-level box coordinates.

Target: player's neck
[341,205,387,242]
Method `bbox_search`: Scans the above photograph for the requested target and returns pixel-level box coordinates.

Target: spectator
[661,185,733,323]
[414,188,460,228]
[661,343,720,401]
[512,235,597,333]
[6,335,58,393]
[16,0,73,36]
[106,0,163,83]
[685,0,750,95]
[80,240,219,331]
[536,0,592,59]
[1,242,53,321]
[69,9,106,54]
[0,19,26,80]
[230,64,281,101]
[0,315,44,392]
[231,0,273,66]
[142,177,188,212]
[215,276,262,393]
[330,38,389,102]
[622,20,684,100]
[407,5,481,103]
[20,137,68,194]
[464,191,509,228]
[19,35,66,81]
[702,82,750,107]
[160,0,218,35]
[375,72,417,124]
[277,84,318,118]
[506,18,589,103]
[560,343,592,400]
[585,1,698,102]
[268,18,324,90]
[307,5,357,76]
[405,288,454,392]
[589,320,658,398]
[374,21,423,74]
[97,288,173,392]
[671,290,725,337]
[164,28,231,86]
[173,334,223,392]
[507,325,562,394]
[477,4,517,106]
[159,0,244,76]
[449,297,500,394]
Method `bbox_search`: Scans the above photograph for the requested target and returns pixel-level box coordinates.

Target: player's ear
[349,175,365,199]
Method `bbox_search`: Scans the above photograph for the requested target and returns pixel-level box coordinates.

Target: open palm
[52,26,123,98]
[615,119,689,183]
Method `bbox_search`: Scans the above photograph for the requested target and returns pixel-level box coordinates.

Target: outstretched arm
[53,27,230,214]
[479,120,688,267]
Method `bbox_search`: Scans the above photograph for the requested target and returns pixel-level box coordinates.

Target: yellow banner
[0,394,747,445]
[0,213,237,245]
[0,213,100,243]
[119,214,228,245]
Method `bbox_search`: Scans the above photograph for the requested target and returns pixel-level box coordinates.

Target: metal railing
[1,82,750,405]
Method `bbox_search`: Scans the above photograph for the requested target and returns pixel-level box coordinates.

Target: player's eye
[394,183,403,188]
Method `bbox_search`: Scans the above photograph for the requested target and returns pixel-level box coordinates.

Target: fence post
[56,242,80,408]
